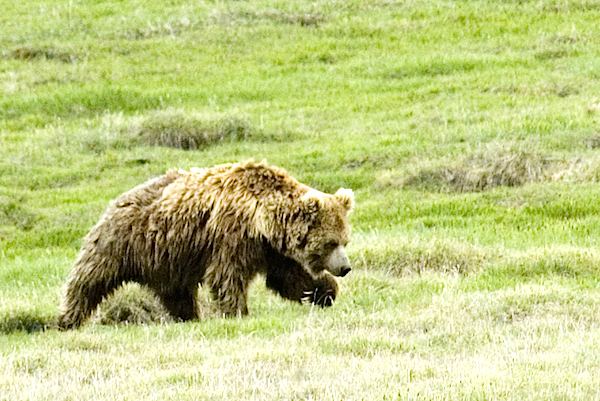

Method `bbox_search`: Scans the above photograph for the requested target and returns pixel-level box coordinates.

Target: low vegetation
[94,284,172,326]
[3,47,78,63]
[2,0,600,400]
[130,110,254,150]
[399,142,552,192]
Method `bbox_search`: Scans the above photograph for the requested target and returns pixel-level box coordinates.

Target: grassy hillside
[2,0,600,399]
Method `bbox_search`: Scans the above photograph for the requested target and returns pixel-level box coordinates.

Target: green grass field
[2,0,600,399]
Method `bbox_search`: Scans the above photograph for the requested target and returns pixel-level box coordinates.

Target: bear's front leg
[156,286,199,321]
[266,253,339,307]
[205,263,249,317]
[210,283,249,317]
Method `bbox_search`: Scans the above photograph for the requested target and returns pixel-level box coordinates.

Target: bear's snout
[325,245,352,277]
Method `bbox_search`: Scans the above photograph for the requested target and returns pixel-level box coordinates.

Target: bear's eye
[325,241,338,250]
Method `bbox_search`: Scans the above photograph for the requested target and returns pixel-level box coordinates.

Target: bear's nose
[339,266,352,277]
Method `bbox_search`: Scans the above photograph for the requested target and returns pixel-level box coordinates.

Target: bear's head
[290,188,354,278]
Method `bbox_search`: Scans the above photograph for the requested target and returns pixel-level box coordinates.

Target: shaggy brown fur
[58,161,353,329]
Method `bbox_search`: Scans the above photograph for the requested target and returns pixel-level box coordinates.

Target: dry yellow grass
[2,275,599,401]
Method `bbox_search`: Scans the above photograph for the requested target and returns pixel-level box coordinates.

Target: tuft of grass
[124,16,198,40]
[94,284,171,326]
[388,58,481,79]
[131,109,254,150]
[587,99,600,115]
[4,47,78,63]
[246,10,324,27]
[67,110,258,153]
[351,235,490,275]
[0,196,37,231]
[499,246,600,281]
[95,284,236,325]
[533,48,576,61]
[585,134,600,149]
[397,142,552,192]
[213,9,324,27]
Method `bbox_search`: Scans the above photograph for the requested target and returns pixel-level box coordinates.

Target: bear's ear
[300,189,326,215]
[334,188,354,212]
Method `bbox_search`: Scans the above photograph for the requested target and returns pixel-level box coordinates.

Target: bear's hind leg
[157,287,199,321]
[58,256,124,330]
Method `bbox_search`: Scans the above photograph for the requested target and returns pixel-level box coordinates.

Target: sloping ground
[2,0,600,399]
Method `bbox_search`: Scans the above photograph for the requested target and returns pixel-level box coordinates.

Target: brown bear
[58,161,354,329]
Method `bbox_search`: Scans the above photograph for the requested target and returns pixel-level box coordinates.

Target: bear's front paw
[303,287,336,307]
[302,273,339,307]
